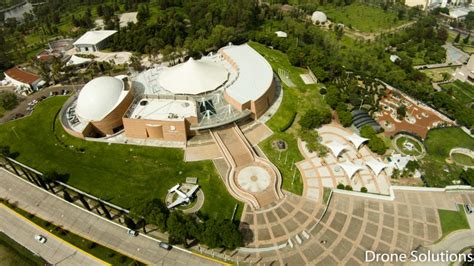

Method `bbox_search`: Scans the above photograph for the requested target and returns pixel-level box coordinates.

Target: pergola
[365,158,388,176]
[338,162,364,179]
[346,134,369,150]
[325,141,348,158]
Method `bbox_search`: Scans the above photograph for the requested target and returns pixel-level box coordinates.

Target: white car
[34,234,47,244]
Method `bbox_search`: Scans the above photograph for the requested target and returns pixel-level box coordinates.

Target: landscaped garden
[421,67,457,83]
[437,205,470,238]
[422,127,474,187]
[394,134,425,157]
[249,41,327,195]
[0,96,241,220]
[441,80,474,108]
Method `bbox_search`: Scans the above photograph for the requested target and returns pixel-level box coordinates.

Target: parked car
[465,204,473,214]
[127,229,138,237]
[34,234,47,243]
[159,242,172,250]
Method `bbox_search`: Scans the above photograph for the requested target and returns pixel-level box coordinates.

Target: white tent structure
[67,55,92,66]
[159,58,229,95]
[325,141,348,158]
[339,162,364,179]
[365,158,388,176]
[346,134,369,150]
[311,11,328,24]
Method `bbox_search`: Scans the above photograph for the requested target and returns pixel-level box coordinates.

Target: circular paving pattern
[237,165,271,193]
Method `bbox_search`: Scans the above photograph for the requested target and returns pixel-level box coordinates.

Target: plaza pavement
[0,204,107,265]
[0,169,222,266]
[233,189,474,265]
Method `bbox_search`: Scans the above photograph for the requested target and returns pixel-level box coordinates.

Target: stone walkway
[233,189,474,265]
[296,124,391,202]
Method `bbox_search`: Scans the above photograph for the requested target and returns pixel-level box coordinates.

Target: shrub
[299,108,332,129]
[344,185,353,191]
[337,183,345,189]
[279,112,297,132]
[361,187,368,193]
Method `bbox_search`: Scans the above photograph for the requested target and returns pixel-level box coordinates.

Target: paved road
[0,169,222,265]
[0,204,107,265]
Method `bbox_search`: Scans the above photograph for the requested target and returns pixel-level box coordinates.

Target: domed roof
[75,76,125,122]
[311,11,327,24]
[159,58,229,95]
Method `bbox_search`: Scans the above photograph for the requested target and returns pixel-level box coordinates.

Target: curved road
[0,204,107,265]
[0,169,222,265]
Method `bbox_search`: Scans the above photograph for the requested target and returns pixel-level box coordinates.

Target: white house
[73,30,117,53]
[3,67,44,93]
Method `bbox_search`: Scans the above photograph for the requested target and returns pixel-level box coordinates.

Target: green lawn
[421,67,457,83]
[422,127,474,187]
[0,97,241,220]
[395,136,424,156]
[0,232,46,266]
[1,201,141,265]
[318,3,409,32]
[451,153,474,166]
[438,205,470,238]
[441,81,474,107]
[249,41,326,195]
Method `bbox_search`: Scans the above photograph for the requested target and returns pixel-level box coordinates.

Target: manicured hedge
[279,112,297,132]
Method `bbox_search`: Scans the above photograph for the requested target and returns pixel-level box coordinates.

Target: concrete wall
[123,118,189,142]
[251,78,276,118]
[89,91,133,136]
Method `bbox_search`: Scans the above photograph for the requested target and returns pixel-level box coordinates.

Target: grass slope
[249,41,326,195]
[423,127,474,186]
[319,4,409,32]
[0,232,45,266]
[0,97,240,219]
[438,205,470,238]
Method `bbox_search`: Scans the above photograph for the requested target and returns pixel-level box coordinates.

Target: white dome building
[311,11,328,24]
[76,76,127,122]
[159,58,229,95]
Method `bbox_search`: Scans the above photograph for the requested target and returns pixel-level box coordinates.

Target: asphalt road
[0,204,107,265]
[0,169,222,265]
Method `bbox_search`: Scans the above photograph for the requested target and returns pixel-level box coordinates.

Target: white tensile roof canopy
[325,141,348,158]
[67,55,92,66]
[346,134,369,149]
[338,162,364,179]
[159,58,229,95]
[73,30,117,46]
[365,158,388,176]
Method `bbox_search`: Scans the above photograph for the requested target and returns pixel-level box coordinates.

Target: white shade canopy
[339,162,364,179]
[311,11,327,24]
[76,76,126,122]
[325,141,348,158]
[159,58,229,95]
[346,134,369,150]
[67,55,92,66]
[365,158,388,176]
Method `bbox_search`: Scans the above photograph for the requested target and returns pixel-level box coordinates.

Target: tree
[166,211,189,245]
[129,55,143,72]
[464,33,471,44]
[454,33,461,43]
[336,103,352,127]
[0,92,18,110]
[397,104,407,119]
[299,108,332,129]
[367,136,387,155]
[460,169,474,186]
[130,198,169,232]
[0,145,11,157]
[337,183,345,189]
[361,187,368,193]
[42,171,69,183]
[344,185,353,191]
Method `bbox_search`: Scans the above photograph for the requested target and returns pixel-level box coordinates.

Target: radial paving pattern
[237,165,271,193]
[234,190,474,265]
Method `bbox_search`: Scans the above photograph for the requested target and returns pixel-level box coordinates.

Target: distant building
[73,30,117,53]
[311,11,328,25]
[453,54,474,83]
[275,31,288,38]
[390,55,401,63]
[3,67,44,93]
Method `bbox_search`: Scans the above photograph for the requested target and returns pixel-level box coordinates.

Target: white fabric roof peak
[365,158,388,176]
[338,162,364,179]
[347,134,369,149]
[73,30,117,46]
[159,57,229,95]
[325,141,348,158]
